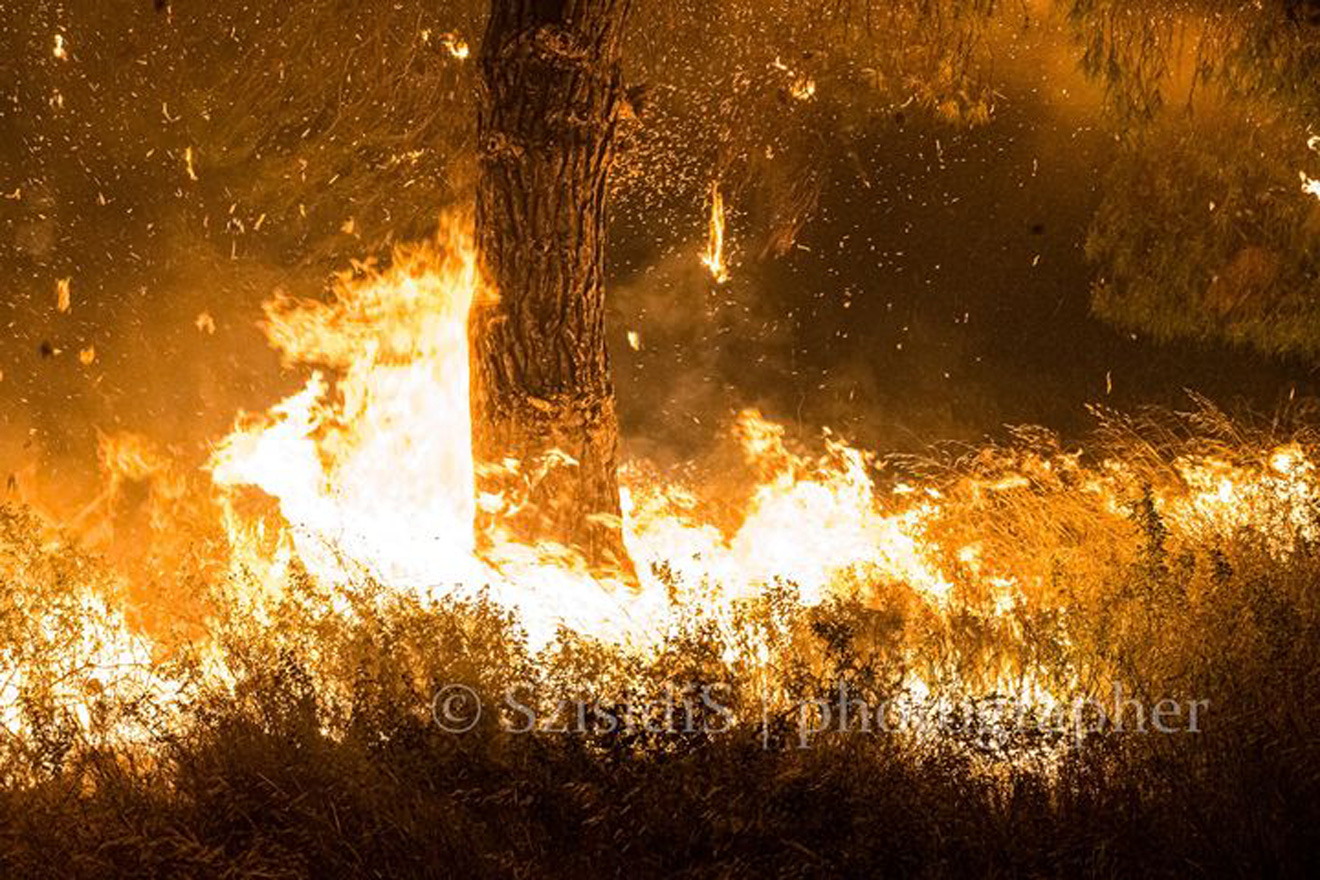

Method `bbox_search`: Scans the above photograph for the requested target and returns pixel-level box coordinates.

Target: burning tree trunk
[470,0,633,572]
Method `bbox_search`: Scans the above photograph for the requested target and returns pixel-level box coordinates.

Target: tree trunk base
[471,378,634,577]
[471,0,635,579]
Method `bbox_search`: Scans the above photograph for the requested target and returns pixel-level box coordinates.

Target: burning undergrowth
[3,398,1320,874]
[2,217,1320,793]
[2,223,1320,872]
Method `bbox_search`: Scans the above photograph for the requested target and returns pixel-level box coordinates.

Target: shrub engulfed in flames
[4,215,1320,754]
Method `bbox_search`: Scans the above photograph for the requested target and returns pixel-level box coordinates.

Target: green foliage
[1066,1,1320,357]
[1086,110,1320,356]
[1067,0,1320,125]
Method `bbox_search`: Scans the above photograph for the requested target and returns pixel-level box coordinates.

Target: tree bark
[471,0,633,573]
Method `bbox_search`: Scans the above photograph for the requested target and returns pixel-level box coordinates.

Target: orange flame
[15,212,1320,753]
[700,182,730,284]
[207,214,962,649]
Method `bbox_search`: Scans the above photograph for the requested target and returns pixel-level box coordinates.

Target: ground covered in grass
[3,408,1320,878]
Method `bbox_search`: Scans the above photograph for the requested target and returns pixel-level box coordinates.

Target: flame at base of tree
[205,214,957,649]
[5,214,1320,765]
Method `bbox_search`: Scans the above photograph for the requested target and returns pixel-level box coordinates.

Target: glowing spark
[184,147,199,182]
[195,312,216,335]
[1302,171,1320,202]
[56,278,72,313]
[700,182,729,284]
[1300,134,1320,201]
[1271,446,1302,476]
[440,33,470,59]
[53,34,68,60]
[773,57,816,101]
[627,330,641,351]
[78,346,96,366]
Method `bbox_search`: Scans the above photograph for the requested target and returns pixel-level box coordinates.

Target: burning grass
[3,398,1320,875]
[3,223,1320,875]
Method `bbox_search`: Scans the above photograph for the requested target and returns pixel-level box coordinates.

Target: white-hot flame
[12,212,1320,754]
[1303,171,1320,202]
[209,214,958,649]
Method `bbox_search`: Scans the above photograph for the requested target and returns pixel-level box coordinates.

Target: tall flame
[700,181,730,284]
[207,214,958,649]
[211,217,480,591]
[200,211,1320,660]
[9,209,1320,754]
